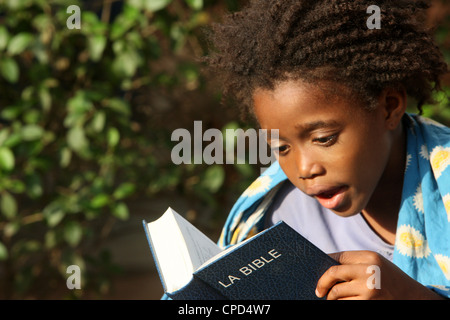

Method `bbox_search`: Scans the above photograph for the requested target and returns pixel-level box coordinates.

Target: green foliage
[0,0,252,299]
[421,87,450,125]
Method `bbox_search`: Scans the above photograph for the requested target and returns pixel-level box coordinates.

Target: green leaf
[4,221,20,238]
[145,0,172,12]
[128,0,144,9]
[112,202,129,220]
[200,165,225,193]
[7,32,33,56]
[0,57,19,83]
[90,193,110,209]
[23,109,40,124]
[1,105,21,122]
[21,124,44,141]
[0,147,15,171]
[0,26,9,51]
[59,147,72,168]
[1,191,17,220]
[89,111,105,133]
[107,127,120,147]
[88,35,107,62]
[113,182,136,200]
[67,126,88,152]
[64,221,83,247]
[0,242,8,261]
[43,202,65,227]
[103,98,130,116]
[0,129,9,146]
[81,11,107,34]
[2,132,20,148]
[186,0,203,10]
[44,230,57,249]
[67,91,94,116]
[110,5,140,40]
[112,51,140,78]
[47,210,65,228]
[39,87,52,112]
[233,162,256,178]
[6,0,32,10]
[6,179,25,193]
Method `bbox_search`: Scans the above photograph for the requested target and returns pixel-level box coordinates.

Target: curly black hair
[205,0,449,120]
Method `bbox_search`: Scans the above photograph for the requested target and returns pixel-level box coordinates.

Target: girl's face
[253,80,405,217]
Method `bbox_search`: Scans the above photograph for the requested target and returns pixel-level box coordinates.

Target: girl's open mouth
[314,186,348,210]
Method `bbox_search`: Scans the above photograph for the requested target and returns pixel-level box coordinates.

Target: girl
[206,0,450,299]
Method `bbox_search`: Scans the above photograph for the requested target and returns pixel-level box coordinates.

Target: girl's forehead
[253,79,361,108]
[252,79,386,133]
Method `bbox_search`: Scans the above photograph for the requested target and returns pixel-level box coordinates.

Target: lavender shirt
[265,181,394,261]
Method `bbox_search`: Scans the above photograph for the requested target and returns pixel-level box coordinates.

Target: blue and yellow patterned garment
[218,113,450,298]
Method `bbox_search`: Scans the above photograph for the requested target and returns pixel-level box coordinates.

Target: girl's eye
[313,134,338,146]
[271,145,289,155]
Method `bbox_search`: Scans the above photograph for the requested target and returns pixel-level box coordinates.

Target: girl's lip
[311,186,348,210]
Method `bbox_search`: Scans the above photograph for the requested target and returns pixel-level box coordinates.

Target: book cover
[143,208,339,300]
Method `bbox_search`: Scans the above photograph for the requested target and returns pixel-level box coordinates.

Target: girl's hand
[315,250,444,300]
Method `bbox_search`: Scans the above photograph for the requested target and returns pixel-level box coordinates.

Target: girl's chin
[328,201,364,218]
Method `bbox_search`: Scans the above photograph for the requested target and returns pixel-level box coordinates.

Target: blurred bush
[0,0,256,299]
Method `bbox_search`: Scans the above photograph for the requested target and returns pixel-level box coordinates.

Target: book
[143,207,339,300]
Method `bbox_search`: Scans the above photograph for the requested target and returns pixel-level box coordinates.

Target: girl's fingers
[316,252,381,299]
[315,264,362,298]
[329,250,382,265]
[322,281,362,300]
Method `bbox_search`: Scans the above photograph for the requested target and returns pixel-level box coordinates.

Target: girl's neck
[361,120,407,245]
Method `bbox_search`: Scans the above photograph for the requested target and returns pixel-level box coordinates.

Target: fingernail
[315,288,321,297]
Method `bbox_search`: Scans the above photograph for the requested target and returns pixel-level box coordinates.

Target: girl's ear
[379,87,407,130]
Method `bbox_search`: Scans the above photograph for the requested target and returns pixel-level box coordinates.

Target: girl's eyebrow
[265,120,341,144]
[294,120,340,132]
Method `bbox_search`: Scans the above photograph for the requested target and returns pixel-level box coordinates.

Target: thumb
[328,250,375,265]
[328,251,344,263]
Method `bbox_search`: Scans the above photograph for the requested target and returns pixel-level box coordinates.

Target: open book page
[199,234,253,270]
[147,207,222,292]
